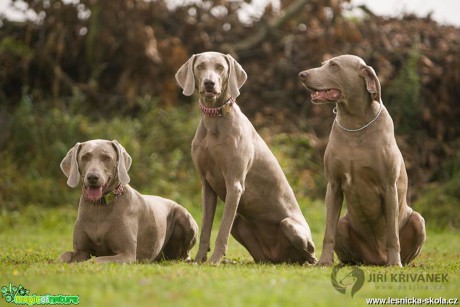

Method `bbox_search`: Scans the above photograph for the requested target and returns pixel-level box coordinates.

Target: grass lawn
[0,202,458,307]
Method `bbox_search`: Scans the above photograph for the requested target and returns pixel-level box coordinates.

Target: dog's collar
[83,183,125,205]
[199,97,235,117]
[333,100,383,133]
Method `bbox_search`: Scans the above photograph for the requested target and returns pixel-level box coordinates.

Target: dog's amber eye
[216,64,224,71]
[81,154,89,162]
[329,61,339,68]
[197,64,204,70]
[101,155,112,162]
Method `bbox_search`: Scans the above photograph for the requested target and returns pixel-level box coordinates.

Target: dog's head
[60,139,132,201]
[299,54,381,106]
[175,51,247,103]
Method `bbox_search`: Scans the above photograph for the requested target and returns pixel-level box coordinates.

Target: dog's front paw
[194,249,208,263]
[58,252,73,263]
[58,250,90,263]
[316,257,334,267]
[207,254,223,265]
[387,250,402,267]
[386,260,403,267]
[316,261,334,267]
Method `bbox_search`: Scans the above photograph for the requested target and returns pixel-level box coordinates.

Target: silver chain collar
[333,101,383,133]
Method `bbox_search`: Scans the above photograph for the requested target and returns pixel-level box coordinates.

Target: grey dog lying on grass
[59,139,198,263]
[299,55,426,266]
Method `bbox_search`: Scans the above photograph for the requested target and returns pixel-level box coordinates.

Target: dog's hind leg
[280,218,317,264]
[399,211,426,265]
[231,215,267,262]
[162,209,198,260]
[334,215,388,265]
[334,216,365,265]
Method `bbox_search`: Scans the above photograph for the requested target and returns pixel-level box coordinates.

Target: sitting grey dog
[59,139,198,263]
[176,51,317,265]
[299,55,426,266]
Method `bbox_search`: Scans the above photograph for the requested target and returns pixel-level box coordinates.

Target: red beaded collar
[199,97,235,117]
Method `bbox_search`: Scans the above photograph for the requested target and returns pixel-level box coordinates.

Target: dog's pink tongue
[85,186,103,201]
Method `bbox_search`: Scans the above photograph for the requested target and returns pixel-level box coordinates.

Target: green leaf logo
[1,282,30,303]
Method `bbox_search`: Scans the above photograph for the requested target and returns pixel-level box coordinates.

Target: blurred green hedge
[0,94,458,230]
[0,94,324,210]
[0,95,201,211]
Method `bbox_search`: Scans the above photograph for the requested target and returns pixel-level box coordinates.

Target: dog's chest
[79,204,118,251]
[326,141,380,190]
[194,142,227,197]
[192,131,240,200]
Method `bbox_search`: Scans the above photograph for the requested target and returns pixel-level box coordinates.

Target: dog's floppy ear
[226,54,247,98]
[61,142,82,188]
[359,64,382,103]
[111,140,132,185]
[175,54,197,96]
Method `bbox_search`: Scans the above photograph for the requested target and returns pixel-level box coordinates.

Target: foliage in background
[266,132,325,200]
[1,94,457,229]
[416,150,460,229]
[385,45,421,134]
[0,0,458,189]
[0,95,323,214]
[0,96,201,212]
[0,0,459,229]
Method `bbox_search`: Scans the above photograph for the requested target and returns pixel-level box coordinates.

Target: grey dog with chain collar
[299,54,425,266]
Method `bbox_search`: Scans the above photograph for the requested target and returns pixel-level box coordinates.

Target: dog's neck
[199,97,235,118]
[83,182,125,205]
[334,99,382,132]
[198,95,241,135]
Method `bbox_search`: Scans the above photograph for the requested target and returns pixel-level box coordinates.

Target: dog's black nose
[299,71,309,80]
[87,173,100,185]
[204,79,215,89]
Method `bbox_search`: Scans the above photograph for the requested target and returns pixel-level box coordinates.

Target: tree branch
[222,0,311,56]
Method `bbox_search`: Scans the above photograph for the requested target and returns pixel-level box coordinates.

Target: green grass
[0,203,458,307]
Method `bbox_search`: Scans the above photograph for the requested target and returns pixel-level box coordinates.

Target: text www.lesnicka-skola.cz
[365,297,458,305]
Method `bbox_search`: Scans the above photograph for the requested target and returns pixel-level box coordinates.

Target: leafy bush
[265,132,325,200]
[0,95,200,211]
[385,45,421,133]
[1,94,458,230]
[0,94,323,213]
[415,151,460,229]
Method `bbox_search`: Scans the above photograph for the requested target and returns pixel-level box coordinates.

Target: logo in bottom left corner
[1,282,79,305]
